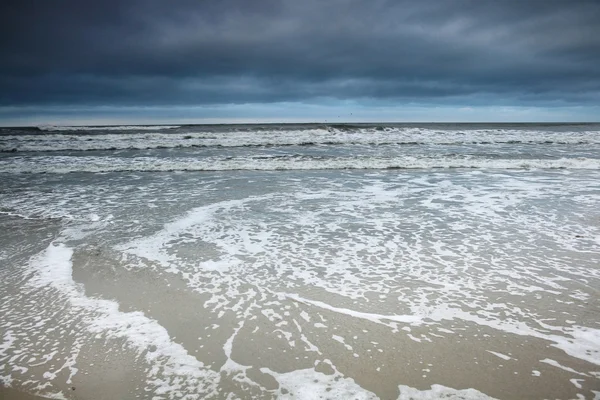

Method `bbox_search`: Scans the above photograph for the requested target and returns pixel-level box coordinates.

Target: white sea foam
[280,292,421,327]
[1,155,599,174]
[570,378,585,389]
[26,242,220,397]
[110,172,600,369]
[397,384,498,400]
[540,359,589,376]
[116,195,275,271]
[0,330,17,386]
[27,232,396,399]
[486,351,512,361]
[281,292,600,365]
[262,366,378,400]
[2,127,599,152]
[2,159,599,398]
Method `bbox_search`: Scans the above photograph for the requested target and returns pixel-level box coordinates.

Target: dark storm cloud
[1,0,599,107]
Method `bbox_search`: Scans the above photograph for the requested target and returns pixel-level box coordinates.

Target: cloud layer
[1,0,599,121]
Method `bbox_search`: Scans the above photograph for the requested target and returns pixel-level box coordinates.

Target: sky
[1,0,599,125]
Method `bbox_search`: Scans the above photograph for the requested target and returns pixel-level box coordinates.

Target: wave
[36,125,181,132]
[1,155,598,174]
[2,128,599,153]
[0,208,64,221]
[0,140,595,153]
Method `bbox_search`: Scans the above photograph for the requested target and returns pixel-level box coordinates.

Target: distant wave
[2,140,596,153]
[36,125,181,132]
[1,155,598,174]
[2,128,599,153]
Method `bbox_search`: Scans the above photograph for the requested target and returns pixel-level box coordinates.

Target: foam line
[27,242,220,397]
[2,155,599,174]
[282,292,600,365]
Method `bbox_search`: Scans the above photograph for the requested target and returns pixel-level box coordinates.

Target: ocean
[0,123,599,399]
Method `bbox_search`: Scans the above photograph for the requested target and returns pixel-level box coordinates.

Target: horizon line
[2,121,599,128]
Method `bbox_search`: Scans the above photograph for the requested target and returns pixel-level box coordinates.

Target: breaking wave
[2,127,600,153]
[1,155,598,174]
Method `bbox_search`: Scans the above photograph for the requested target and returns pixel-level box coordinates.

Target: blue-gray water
[0,123,599,399]
[1,123,600,173]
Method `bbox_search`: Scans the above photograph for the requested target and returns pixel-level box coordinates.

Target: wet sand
[1,168,599,399]
[2,246,598,399]
[1,386,49,400]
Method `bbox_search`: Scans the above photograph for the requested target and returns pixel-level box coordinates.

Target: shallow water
[1,124,599,399]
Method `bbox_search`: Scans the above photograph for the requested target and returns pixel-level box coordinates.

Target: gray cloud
[1,0,599,108]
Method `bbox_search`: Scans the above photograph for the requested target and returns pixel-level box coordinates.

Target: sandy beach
[1,124,599,399]
[1,386,50,400]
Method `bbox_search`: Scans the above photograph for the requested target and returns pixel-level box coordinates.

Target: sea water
[0,123,599,399]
